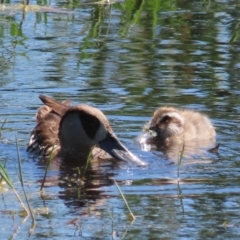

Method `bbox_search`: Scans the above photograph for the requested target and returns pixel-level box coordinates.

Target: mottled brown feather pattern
[27,96,113,162]
[27,95,147,166]
[149,107,216,143]
[27,99,72,155]
[39,95,70,117]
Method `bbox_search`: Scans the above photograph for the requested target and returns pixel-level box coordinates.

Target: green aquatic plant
[0,119,7,137]
[177,143,185,181]
[113,179,135,222]
[177,143,185,213]
[107,206,128,239]
[230,23,240,43]
[0,159,7,185]
[0,156,28,216]
[84,150,92,173]
[76,149,93,180]
[16,136,36,231]
[40,146,56,191]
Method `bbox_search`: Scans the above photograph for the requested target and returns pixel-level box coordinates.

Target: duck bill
[99,133,147,166]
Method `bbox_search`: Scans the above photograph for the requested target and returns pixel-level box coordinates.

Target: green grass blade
[0,118,7,129]
[16,137,24,184]
[77,149,92,180]
[113,179,135,221]
[0,118,7,136]
[177,143,185,180]
[0,155,29,215]
[107,207,114,221]
[84,149,92,174]
[16,136,36,227]
[0,161,14,189]
[12,188,29,216]
[0,159,8,182]
[40,145,55,191]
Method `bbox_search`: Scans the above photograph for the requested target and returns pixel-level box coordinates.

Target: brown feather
[149,107,216,143]
[27,96,113,161]
[27,97,71,155]
[27,95,146,166]
[39,95,69,117]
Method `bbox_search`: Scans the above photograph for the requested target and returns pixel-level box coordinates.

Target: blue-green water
[1,0,240,239]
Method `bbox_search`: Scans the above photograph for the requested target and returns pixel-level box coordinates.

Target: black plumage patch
[78,111,100,139]
[60,110,101,139]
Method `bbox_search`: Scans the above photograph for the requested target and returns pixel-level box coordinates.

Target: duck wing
[27,96,71,156]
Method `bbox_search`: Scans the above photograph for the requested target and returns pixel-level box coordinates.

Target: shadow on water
[37,157,117,209]
[58,164,116,209]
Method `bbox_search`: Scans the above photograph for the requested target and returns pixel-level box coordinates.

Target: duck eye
[160,115,171,124]
[87,117,97,126]
[148,120,157,131]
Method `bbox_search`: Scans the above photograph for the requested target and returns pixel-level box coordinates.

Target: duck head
[39,95,146,166]
[148,107,185,141]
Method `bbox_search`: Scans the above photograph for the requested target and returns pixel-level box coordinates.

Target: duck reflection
[58,162,116,208]
[38,157,117,208]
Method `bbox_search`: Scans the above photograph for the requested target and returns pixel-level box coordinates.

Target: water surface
[1,0,240,239]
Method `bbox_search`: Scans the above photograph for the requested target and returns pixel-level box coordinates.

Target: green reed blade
[15,137,23,184]
[0,118,7,130]
[0,118,7,137]
[40,145,55,191]
[113,179,135,221]
[107,206,114,221]
[0,153,29,215]
[0,161,14,189]
[177,143,185,180]
[16,136,36,228]
[84,150,92,174]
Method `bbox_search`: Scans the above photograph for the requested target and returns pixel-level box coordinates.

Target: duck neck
[60,144,94,165]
